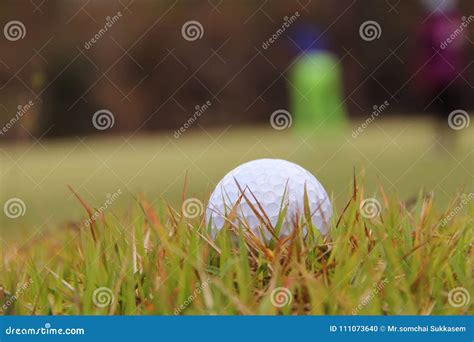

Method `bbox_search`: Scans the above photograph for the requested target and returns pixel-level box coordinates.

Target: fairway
[0,116,472,315]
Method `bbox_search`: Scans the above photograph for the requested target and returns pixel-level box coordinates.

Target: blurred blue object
[290,23,328,55]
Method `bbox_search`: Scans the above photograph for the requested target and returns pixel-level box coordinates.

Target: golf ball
[206,158,332,239]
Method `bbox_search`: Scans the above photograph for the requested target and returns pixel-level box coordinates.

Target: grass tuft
[0,179,472,315]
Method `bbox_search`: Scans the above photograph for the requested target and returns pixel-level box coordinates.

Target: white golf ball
[206,158,332,239]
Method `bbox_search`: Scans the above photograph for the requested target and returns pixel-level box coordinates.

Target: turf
[1,118,473,238]
[0,176,472,315]
[0,119,472,315]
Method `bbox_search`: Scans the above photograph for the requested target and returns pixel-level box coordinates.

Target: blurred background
[0,0,473,239]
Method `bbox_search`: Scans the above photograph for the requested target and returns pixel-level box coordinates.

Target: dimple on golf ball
[205,158,332,239]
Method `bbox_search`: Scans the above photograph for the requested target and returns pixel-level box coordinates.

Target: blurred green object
[290,52,347,132]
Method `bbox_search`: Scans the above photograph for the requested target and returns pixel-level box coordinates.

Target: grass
[1,118,473,238]
[0,175,472,315]
[0,119,472,315]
